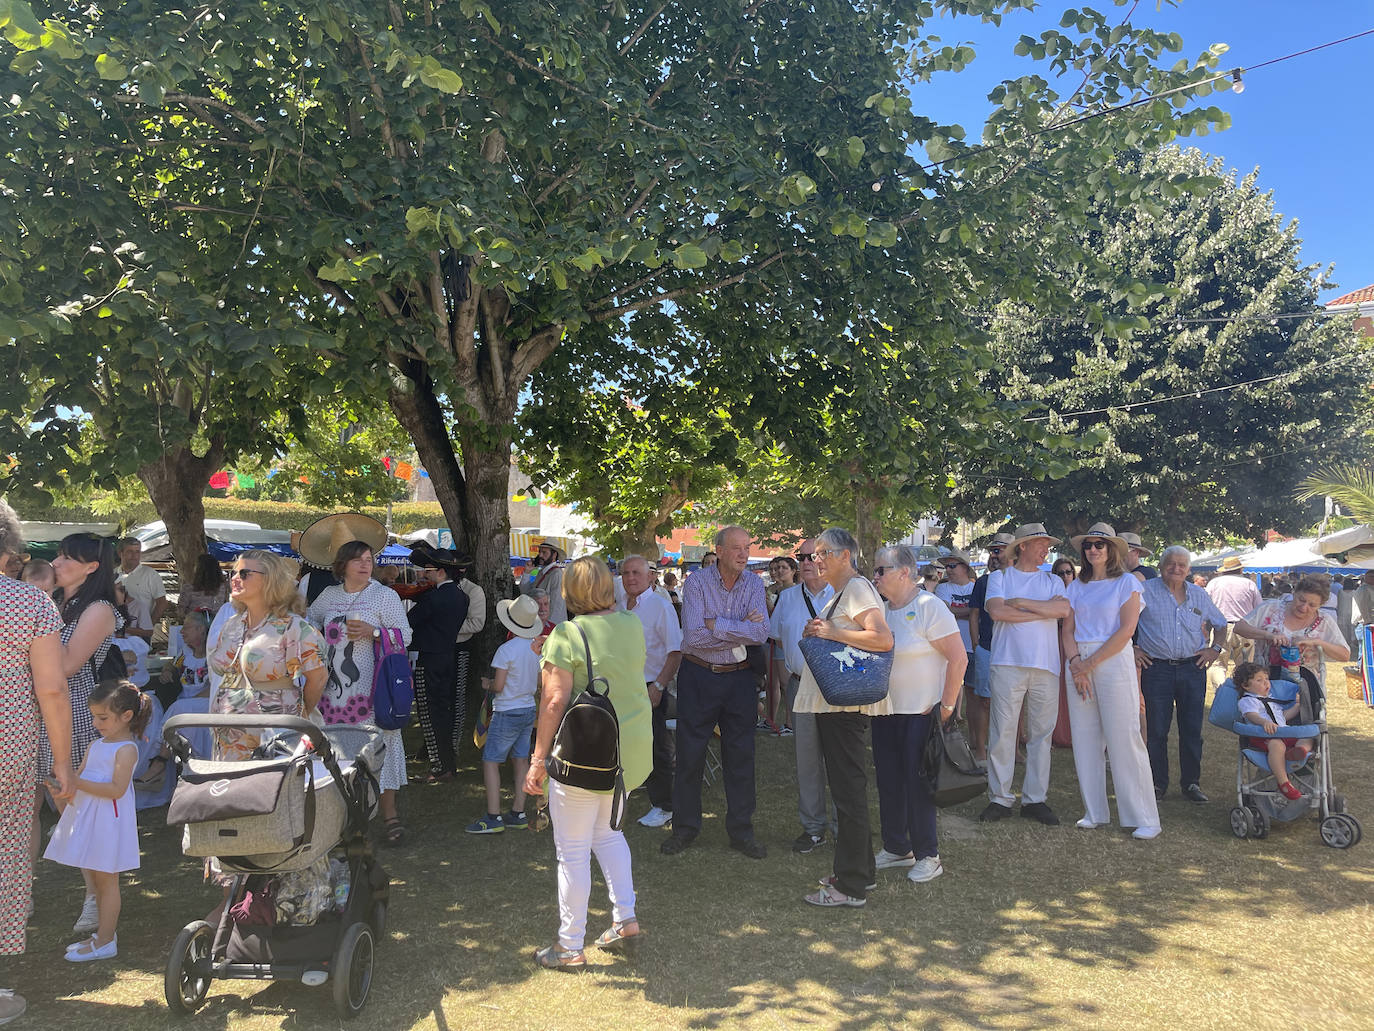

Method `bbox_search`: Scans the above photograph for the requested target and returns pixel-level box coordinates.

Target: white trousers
[549,780,636,950]
[1067,643,1161,831]
[987,664,1059,806]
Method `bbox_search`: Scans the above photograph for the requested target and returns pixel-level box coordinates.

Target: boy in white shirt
[466,595,542,834]
[1235,662,1309,801]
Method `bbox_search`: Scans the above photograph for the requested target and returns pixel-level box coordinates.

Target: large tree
[3,0,1229,649]
[959,146,1374,546]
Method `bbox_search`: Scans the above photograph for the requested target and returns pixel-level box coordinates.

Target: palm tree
[1296,466,1374,526]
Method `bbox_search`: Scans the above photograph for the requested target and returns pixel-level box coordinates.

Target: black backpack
[546,620,626,829]
[90,639,129,684]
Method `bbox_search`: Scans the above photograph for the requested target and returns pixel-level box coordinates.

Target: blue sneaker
[504,810,528,830]
[465,814,505,835]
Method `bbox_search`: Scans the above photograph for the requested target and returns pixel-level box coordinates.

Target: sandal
[425,771,454,785]
[593,921,643,953]
[804,884,866,908]
[534,943,586,971]
[383,817,406,846]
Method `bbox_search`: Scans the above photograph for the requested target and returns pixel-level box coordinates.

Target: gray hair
[0,499,23,558]
[713,525,749,549]
[818,527,860,571]
[876,544,919,575]
[532,588,549,601]
[619,554,649,573]
[1159,545,1191,567]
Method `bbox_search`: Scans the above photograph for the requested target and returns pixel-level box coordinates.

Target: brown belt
[684,654,750,674]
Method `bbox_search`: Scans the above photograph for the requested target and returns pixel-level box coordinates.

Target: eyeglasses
[796,553,815,562]
[230,568,263,580]
[812,548,835,559]
[1081,540,1109,552]
[987,547,1004,555]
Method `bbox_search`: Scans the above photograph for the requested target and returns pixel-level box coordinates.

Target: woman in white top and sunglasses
[1061,523,1160,839]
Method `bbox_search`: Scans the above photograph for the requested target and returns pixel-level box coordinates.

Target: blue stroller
[1208,670,1361,848]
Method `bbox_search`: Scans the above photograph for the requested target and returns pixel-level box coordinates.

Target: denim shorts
[483,707,536,763]
[972,646,992,699]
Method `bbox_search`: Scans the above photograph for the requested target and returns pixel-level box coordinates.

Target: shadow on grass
[18,690,1374,1029]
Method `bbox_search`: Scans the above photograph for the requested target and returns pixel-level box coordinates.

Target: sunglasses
[533,795,550,833]
[230,568,263,580]
[987,547,1004,555]
[796,553,815,562]
[1081,540,1109,552]
[873,565,891,576]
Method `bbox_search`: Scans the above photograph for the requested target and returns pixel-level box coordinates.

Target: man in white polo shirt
[619,554,684,828]
[116,536,168,641]
[982,522,1069,826]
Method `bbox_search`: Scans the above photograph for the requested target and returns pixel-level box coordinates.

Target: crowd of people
[0,497,1362,1013]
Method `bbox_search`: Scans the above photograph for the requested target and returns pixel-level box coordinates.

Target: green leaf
[672,243,708,270]
[418,65,463,94]
[94,53,127,80]
[569,248,603,272]
[550,263,568,290]
[845,136,865,165]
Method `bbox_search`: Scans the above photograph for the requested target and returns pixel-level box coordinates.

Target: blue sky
[920,1,1373,298]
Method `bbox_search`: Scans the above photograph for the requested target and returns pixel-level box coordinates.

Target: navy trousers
[1141,659,1206,792]
[672,662,757,842]
[645,685,676,811]
[871,712,938,861]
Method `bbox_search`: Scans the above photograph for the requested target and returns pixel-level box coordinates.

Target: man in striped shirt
[662,526,771,859]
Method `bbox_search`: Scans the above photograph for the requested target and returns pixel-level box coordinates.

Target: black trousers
[672,662,756,841]
[646,684,676,810]
[816,711,875,899]
[416,651,457,774]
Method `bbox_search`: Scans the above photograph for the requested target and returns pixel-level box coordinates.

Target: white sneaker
[0,988,26,1025]
[638,807,673,828]
[1076,817,1105,830]
[908,856,944,883]
[72,895,98,935]
[874,848,916,870]
[1132,825,1162,840]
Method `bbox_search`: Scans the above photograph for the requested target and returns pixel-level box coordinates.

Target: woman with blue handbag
[794,528,893,909]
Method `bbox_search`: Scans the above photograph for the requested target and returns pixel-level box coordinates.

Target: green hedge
[17,498,451,536]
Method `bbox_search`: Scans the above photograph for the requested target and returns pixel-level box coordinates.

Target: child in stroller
[1234,662,1310,800]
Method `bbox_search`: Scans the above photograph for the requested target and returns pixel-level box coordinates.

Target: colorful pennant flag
[394,461,414,480]
[236,473,256,488]
[208,471,230,489]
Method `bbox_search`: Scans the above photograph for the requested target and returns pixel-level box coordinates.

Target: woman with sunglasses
[1052,559,1076,584]
[1061,523,1159,838]
[44,533,121,938]
[208,552,326,764]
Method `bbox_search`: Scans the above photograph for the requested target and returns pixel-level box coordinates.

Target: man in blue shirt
[1134,545,1228,803]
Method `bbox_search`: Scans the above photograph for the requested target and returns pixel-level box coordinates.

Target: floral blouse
[207,609,326,761]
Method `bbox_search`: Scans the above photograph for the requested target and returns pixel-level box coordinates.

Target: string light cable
[915,27,1374,174]
[964,307,1362,328]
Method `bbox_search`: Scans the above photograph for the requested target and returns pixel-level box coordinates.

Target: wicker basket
[1344,665,1365,701]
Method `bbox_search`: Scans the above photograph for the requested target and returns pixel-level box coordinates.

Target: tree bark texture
[137,441,222,583]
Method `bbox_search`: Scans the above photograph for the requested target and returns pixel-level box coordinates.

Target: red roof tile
[1326,284,1374,307]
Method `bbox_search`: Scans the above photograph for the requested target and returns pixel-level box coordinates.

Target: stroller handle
[162,713,333,761]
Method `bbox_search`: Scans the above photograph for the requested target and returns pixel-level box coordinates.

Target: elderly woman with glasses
[871,546,967,885]
[1061,523,1159,838]
[1233,574,1349,691]
[794,528,893,908]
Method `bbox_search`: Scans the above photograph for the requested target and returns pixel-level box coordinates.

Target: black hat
[409,542,470,571]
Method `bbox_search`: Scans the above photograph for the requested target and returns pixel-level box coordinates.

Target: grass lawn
[14,685,1374,1031]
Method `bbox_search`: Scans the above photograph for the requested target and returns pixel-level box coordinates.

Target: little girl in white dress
[45,679,149,961]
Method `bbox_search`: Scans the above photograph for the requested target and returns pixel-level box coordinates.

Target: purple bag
[371,628,414,730]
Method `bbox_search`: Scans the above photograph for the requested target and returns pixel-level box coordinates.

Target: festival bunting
[208,471,230,489]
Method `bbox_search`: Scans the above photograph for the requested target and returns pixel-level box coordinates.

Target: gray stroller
[161,714,390,1018]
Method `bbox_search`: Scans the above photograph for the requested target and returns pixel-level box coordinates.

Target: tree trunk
[388,360,471,549]
[137,442,222,583]
[625,524,661,560]
[461,429,517,666]
[853,492,883,577]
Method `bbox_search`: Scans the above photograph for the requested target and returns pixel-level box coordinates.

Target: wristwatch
[372,628,381,639]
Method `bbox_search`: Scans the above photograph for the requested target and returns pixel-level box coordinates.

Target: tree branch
[589,251,799,320]
[619,2,667,55]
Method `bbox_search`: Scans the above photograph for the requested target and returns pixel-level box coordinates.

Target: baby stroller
[1208,670,1362,848]
[161,714,389,1018]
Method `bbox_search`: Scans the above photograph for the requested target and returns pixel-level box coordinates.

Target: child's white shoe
[65,935,117,962]
[72,895,98,935]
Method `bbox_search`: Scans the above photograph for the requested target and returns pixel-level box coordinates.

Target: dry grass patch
[14,689,1374,1030]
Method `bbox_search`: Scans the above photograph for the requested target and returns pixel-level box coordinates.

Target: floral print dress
[207,610,326,761]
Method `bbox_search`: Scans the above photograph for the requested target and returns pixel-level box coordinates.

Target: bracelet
[1068,654,1081,663]
[530,757,546,766]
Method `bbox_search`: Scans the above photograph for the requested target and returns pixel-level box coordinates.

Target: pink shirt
[1206,574,1263,623]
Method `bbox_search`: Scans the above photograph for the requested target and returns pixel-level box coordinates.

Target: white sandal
[804,884,866,908]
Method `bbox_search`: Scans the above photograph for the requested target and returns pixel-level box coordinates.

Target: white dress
[44,739,140,873]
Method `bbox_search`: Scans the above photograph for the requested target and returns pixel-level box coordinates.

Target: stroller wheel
[331,921,375,1018]
[165,919,214,1014]
[1320,814,1362,850]
[1248,806,1269,839]
[1229,806,1252,839]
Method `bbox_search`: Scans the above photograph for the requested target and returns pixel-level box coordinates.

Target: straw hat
[297,512,388,570]
[1009,522,1061,549]
[1068,522,1129,564]
[1218,555,1245,573]
[984,532,1015,552]
[534,535,573,560]
[497,594,543,639]
[1119,531,1153,557]
[937,549,973,571]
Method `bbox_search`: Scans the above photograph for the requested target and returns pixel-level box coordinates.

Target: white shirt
[933,580,975,652]
[1238,694,1289,729]
[456,578,486,643]
[624,589,682,683]
[877,591,959,715]
[204,601,235,709]
[1065,575,1143,643]
[987,566,1067,675]
[769,581,835,676]
[491,636,540,711]
[119,563,166,610]
[114,635,150,688]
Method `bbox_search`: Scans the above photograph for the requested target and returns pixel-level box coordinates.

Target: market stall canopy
[1192,537,1371,574]
[1315,524,1374,566]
